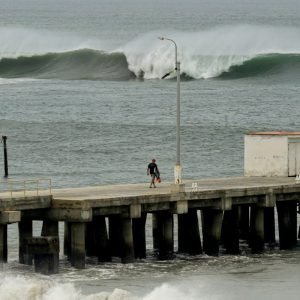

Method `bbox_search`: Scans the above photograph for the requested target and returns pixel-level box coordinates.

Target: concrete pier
[109,215,122,257]
[221,206,240,254]
[250,206,265,253]
[156,211,174,259]
[202,209,223,256]
[152,213,159,250]
[70,222,86,269]
[277,200,298,249]
[64,221,71,258]
[238,205,250,240]
[0,225,7,263]
[0,176,300,272]
[120,217,135,263]
[85,216,110,262]
[132,213,147,259]
[25,236,59,275]
[264,207,276,245]
[19,220,33,265]
[178,209,202,255]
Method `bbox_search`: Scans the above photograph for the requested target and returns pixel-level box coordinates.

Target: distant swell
[0,49,135,80]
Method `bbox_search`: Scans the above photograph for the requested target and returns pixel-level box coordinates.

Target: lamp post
[158,37,182,184]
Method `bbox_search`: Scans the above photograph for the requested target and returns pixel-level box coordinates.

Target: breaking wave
[0,276,205,300]
[1,50,299,81]
[0,276,135,300]
[1,25,300,80]
[0,49,135,81]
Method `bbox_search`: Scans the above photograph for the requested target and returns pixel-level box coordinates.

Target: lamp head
[158,37,165,40]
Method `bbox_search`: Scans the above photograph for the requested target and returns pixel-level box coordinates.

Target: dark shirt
[148,162,158,175]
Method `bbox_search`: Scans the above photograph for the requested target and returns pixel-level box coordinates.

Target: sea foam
[0,275,216,300]
[0,275,136,300]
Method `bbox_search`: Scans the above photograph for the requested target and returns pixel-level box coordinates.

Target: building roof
[247,131,300,136]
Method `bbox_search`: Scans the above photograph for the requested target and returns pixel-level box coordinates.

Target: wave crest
[1,50,300,81]
[0,49,135,80]
[1,25,300,81]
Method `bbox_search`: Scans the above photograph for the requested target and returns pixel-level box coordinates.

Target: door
[288,140,300,176]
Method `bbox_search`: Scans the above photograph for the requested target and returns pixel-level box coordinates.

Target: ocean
[1,0,300,299]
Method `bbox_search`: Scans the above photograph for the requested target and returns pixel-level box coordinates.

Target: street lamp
[158,36,182,184]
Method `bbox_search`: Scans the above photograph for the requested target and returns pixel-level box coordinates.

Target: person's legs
[150,174,156,188]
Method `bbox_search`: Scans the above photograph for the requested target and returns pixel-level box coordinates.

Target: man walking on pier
[147,158,160,188]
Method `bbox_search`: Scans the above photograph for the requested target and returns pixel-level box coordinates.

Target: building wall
[244,135,288,176]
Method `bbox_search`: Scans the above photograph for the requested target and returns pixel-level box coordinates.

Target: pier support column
[156,211,174,260]
[18,220,33,265]
[221,206,240,254]
[132,213,147,259]
[86,221,96,257]
[121,217,135,263]
[70,222,86,269]
[276,200,297,249]
[64,222,71,259]
[238,205,250,240]
[97,216,111,262]
[250,206,264,253]
[0,224,7,263]
[264,207,276,245]
[25,237,59,275]
[202,209,223,256]
[41,220,59,236]
[152,213,159,250]
[178,209,202,255]
[41,220,59,269]
[109,215,122,257]
[86,216,110,262]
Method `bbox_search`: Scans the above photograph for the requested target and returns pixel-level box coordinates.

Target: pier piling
[264,207,276,245]
[152,213,159,250]
[0,224,7,263]
[120,217,135,263]
[70,222,86,269]
[202,209,223,256]
[221,206,240,254]
[19,220,33,265]
[238,205,250,240]
[109,215,122,257]
[94,216,110,262]
[277,200,298,249]
[249,206,265,253]
[132,213,147,259]
[178,209,202,255]
[156,211,174,260]
[64,221,71,258]
[25,236,59,275]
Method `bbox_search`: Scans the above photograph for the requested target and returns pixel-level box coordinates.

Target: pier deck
[0,176,300,273]
[50,176,299,212]
[52,176,297,201]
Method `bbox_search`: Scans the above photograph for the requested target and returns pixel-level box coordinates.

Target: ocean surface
[1,0,300,299]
